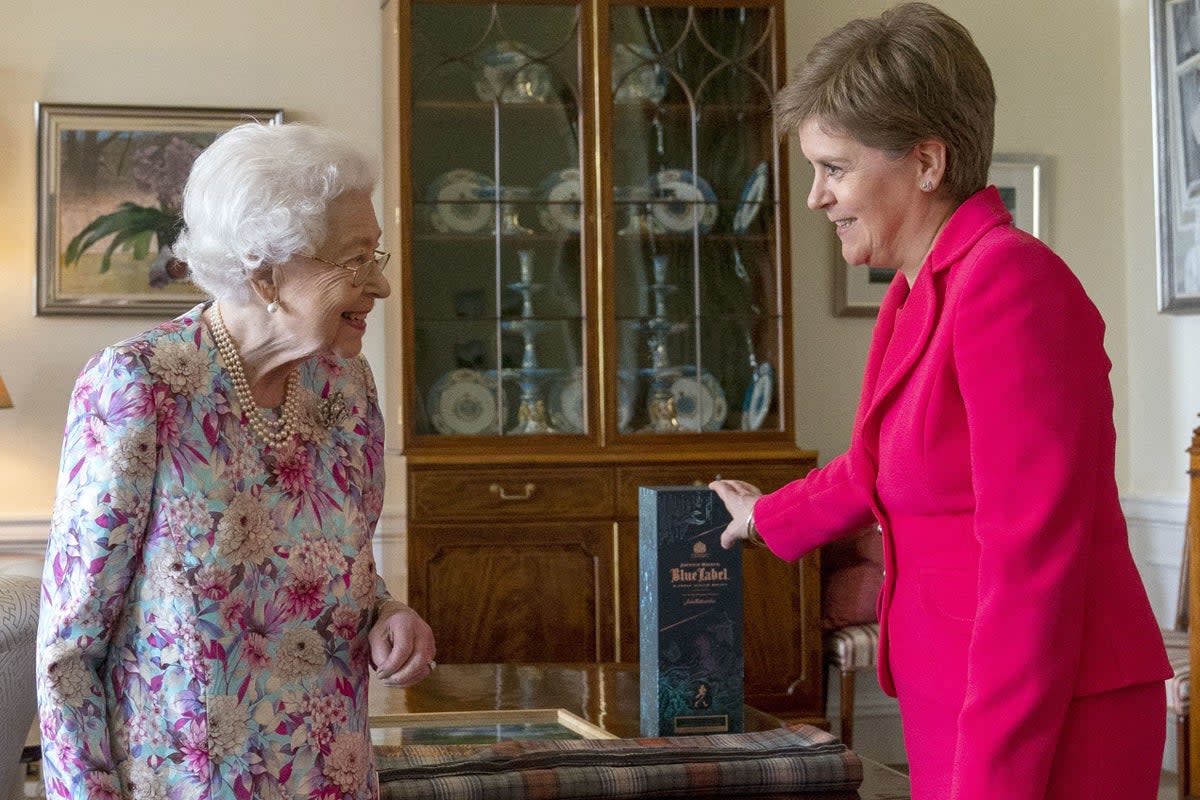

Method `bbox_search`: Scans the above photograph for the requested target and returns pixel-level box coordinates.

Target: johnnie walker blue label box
[639,486,744,737]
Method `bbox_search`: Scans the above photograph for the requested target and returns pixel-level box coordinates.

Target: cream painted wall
[0,1,387,523]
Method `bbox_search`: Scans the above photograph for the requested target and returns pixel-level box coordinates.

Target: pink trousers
[896,679,1165,799]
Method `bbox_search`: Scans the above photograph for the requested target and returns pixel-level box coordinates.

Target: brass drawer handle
[490,482,536,501]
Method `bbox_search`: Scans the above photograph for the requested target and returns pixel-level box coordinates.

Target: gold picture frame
[35,102,284,317]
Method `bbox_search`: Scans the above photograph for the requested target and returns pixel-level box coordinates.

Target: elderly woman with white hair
[36,122,435,800]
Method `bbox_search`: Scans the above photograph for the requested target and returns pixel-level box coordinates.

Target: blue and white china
[550,367,634,433]
[428,368,499,435]
[615,185,661,235]
[426,169,494,234]
[478,185,534,235]
[732,161,769,234]
[741,360,773,431]
[647,169,719,233]
[536,168,583,233]
[612,43,667,104]
[474,41,554,103]
[667,370,727,432]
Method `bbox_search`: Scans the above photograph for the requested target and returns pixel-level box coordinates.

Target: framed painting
[833,153,1052,317]
[36,103,283,316]
[1152,0,1200,312]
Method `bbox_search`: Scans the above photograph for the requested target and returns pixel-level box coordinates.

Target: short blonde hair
[775,2,994,203]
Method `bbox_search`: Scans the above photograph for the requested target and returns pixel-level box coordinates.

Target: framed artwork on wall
[1151,0,1200,312]
[35,103,283,317]
[833,152,1052,317]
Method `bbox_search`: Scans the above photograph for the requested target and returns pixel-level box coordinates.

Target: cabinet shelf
[413,232,576,244]
[411,231,772,244]
[412,99,772,116]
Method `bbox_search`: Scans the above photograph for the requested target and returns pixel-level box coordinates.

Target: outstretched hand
[708,479,764,549]
[369,601,437,687]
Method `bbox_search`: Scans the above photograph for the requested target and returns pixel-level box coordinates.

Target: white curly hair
[173,122,378,304]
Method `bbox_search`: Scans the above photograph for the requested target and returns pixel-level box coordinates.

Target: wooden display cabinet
[382,0,823,721]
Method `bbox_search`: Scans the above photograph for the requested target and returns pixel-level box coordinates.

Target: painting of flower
[37,104,283,316]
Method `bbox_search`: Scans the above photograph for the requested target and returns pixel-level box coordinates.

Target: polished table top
[369,662,910,800]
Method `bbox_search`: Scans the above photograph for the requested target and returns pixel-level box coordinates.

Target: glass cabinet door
[608,4,782,434]
[409,2,588,437]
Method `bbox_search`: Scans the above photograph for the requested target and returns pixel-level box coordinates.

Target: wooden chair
[1181,420,1200,798]
[0,576,39,800]
[1165,525,1190,800]
[821,524,885,749]
[824,622,880,749]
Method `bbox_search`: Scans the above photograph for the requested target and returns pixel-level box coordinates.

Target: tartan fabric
[824,623,880,672]
[377,723,862,799]
[1162,628,1190,717]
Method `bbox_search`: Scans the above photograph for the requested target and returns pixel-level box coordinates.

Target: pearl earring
[921,180,933,192]
[267,289,280,314]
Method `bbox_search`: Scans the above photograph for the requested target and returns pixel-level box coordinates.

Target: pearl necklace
[210,304,300,448]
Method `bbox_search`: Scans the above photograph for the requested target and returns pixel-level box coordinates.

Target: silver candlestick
[503,250,555,433]
[642,254,687,432]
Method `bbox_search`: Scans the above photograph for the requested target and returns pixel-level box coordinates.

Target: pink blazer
[755,187,1171,796]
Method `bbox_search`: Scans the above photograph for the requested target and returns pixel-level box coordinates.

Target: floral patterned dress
[36,303,392,800]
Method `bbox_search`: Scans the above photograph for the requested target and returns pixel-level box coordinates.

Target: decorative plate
[428,369,499,435]
[732,162,769,234]
[647,169,719,233]
[668,371,727,432]
[536,168,583,233]
[549,368,634,433]
[474,41,554,104]
[426,169,494,234]
[612,43,667,104]
[741,361,774,431]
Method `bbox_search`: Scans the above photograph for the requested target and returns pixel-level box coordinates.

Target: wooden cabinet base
[404,450,825,720]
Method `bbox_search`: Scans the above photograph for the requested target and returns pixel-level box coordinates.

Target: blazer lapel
[863,265,940,421]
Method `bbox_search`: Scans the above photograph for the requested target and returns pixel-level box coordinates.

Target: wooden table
[370,662,910,799]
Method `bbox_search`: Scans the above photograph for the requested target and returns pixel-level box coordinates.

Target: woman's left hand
[369,601,437,687]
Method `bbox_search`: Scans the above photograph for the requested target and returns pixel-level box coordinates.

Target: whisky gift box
[639,485,744,736]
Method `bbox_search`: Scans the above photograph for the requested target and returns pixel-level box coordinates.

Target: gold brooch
[318,392,350,429]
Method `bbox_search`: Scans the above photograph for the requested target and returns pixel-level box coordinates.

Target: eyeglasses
[308,249,391,287]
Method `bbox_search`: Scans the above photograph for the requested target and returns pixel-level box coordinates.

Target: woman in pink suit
[711,4,1171,798]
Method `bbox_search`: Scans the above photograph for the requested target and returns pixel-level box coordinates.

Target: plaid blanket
[377,723,862,799]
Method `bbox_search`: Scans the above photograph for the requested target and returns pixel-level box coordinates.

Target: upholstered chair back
[0,576,39,798]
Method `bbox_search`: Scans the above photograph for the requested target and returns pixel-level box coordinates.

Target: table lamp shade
[0,372,11,409]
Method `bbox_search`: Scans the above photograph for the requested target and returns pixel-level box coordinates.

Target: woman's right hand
[708,479,764,549]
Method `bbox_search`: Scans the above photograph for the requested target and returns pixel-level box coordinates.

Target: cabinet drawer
[411,468,615,521]
[616,462,809,518]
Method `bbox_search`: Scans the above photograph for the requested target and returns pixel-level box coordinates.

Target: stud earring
[921,180,933,192]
